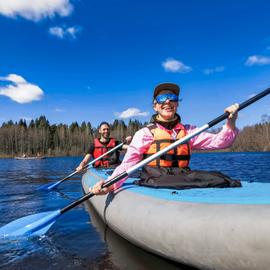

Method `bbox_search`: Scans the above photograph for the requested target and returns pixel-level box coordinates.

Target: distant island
[0,115,269,158]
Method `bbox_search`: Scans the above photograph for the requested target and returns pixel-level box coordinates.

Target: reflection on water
[84,201,198,270]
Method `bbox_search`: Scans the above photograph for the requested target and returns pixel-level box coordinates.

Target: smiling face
[153,90,178,121]
[99,124,110,140]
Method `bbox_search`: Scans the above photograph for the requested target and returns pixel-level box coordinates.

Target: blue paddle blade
[37,181,62,191]
[0,210,61,237]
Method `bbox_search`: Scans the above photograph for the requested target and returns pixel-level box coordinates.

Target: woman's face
[153,91,178,121]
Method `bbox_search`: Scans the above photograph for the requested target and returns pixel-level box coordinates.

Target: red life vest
[93,138,119,167]
[143,123,191,168]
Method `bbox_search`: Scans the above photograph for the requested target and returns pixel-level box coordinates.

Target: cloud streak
[0,0,73,21]
[162,58,192,73]
[0,74,44,103]
[115,108,149,119]
[245,55,270,66]
[203,66,225,75]
[54,108,64,112]
[49,26,81,40]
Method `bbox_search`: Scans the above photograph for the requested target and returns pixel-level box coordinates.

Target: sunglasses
[155,93,179,104]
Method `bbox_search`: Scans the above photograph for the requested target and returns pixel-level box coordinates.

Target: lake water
[0,152,270,269]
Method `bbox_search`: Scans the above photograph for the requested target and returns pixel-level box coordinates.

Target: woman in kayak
[90,82,239,194]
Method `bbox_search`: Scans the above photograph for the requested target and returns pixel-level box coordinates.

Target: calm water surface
[0,153,270,269]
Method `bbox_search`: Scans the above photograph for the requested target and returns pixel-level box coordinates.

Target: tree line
[230,114,270,152]
[0,115,269,157]
[0,116,144,157]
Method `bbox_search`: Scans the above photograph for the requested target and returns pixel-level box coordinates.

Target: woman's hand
[125,136,132,144]
[89,180,111,195]
[225,103,239,130]
[122,136,133,150]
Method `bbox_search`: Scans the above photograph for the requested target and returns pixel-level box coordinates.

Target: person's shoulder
[181,123,197,131]
[133,126,153,138]
[183,123,191,129]
[87,143,95,154]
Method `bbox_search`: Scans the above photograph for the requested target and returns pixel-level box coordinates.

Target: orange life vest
[144,123,191,168]
[93,138,118,167]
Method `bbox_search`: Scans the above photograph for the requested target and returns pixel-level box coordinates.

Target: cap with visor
[153,83,180,99]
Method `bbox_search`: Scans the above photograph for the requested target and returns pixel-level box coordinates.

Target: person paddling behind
[90,83,240,194]
[76,121,132,172]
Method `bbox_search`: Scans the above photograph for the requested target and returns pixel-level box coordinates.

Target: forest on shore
[0,115,269,157]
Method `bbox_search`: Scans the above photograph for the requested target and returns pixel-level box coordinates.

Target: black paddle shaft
[208,88,270,128]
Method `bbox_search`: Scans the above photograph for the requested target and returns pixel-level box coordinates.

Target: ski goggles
[155,93,179,104]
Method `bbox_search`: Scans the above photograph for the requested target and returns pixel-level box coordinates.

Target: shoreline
[1,151,270,159]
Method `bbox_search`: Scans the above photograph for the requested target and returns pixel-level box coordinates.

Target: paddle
[0,87,269,237]
[38,142,125,190]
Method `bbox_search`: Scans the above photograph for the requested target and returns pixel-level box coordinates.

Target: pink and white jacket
[110,123,239,190]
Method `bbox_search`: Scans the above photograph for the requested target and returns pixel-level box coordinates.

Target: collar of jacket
[149,113,181,130]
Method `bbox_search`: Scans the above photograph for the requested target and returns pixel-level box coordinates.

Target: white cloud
[162,58,192,73]
[66,26,80,39]
[245,55,270,66]
[49,26,81,39]
[4,74,27,84]
[49,26,64,38]
[203,66,225,75]
[54,108,64,112]
[0,74,44,103]
[114,108,149,119]
[0,0,73,22]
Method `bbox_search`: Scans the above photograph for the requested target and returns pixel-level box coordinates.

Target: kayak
[14,156,46,160]
[82,167,270,270]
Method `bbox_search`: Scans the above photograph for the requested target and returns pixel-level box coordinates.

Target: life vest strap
[143,153,190,161]
[154,139,176,143]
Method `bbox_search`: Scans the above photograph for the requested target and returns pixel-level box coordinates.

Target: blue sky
[0,0,270,129]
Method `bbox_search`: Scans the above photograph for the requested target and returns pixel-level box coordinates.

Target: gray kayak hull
[82,168,270,270]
